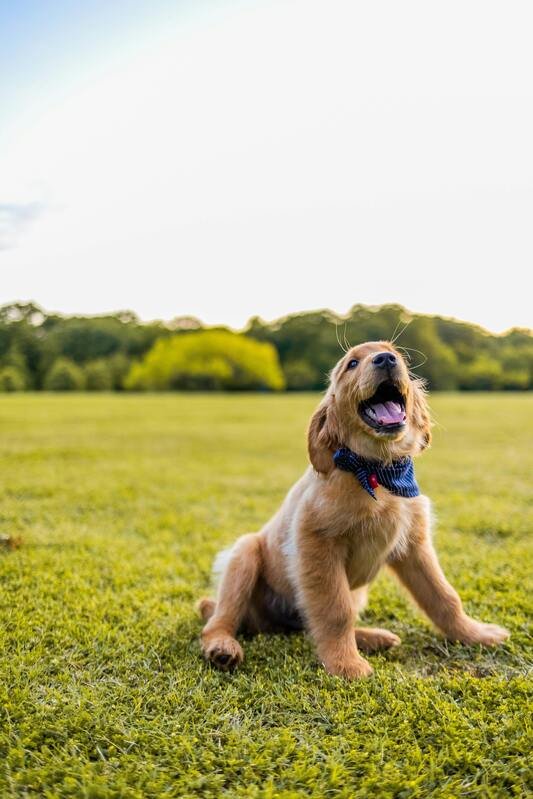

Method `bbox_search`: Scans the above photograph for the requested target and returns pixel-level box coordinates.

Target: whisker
[408,357,428,371]
[396,346,412,363]
[335,322,348,354]
[390,318,412,345]
[343,322,351,353]
[407,361,427,375]
[398,345,428,370]
[389,318,403,344]
[398,345,427,359]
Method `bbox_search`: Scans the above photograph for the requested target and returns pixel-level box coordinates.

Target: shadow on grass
[162,616,526,683]
[366,625,526,678]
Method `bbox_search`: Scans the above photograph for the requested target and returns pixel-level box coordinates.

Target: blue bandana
[333,447,420,500]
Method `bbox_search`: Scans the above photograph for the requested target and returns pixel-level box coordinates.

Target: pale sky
[1,0,532,332]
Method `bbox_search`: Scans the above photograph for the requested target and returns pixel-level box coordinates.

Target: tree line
[0,301,531,392]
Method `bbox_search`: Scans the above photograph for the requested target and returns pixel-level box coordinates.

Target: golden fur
[199,341,509,678]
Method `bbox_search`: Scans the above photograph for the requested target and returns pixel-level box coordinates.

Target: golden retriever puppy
[199,341,509,678]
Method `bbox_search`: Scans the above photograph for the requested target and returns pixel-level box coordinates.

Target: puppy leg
[201,533,262,671]
[390,537,509,646]
[297,530,372,679]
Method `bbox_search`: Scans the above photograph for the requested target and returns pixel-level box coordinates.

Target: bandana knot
[333,447,420,500]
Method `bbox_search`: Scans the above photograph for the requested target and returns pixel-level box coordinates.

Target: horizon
[1,1,533,333]
[3,297,531,337]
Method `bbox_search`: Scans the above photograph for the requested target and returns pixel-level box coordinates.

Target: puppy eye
[346,359,358,370]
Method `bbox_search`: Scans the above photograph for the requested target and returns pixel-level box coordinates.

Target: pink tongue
[372,401,406,425]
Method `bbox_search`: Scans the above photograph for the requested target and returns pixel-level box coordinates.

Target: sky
[1,0,532,333]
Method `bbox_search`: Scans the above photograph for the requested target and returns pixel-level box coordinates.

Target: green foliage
[0,347,31,387]
[459,356,504,390]
[0,365,26,391]
[248,304,533,391]
[0,393,531,797]
[84,359,114,391]
[283,358,320,390]
[44,358,86,391]
[126,330,286,391]
[106,352,132,390]
[0,301,531,392]
[500,369,530,390]
[0,303,169,391]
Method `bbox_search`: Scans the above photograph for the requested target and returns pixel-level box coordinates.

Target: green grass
[0,393,531,798]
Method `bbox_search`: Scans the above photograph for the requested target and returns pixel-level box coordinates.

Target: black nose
[372,352,397,369]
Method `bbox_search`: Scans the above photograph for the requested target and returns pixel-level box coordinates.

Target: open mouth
[358,380,407,433]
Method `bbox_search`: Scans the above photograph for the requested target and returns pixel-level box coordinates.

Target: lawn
[0,393,531,798]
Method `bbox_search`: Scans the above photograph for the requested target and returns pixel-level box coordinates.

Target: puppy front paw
[202,634,244,671]
[323,655,373,680]
[452,620,510,647]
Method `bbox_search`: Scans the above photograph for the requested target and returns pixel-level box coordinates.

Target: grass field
[0,393,531,798]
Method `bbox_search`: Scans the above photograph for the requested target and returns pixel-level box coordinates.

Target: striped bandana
[333,447,420,500]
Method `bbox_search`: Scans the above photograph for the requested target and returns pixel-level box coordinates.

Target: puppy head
[308,341,431,472]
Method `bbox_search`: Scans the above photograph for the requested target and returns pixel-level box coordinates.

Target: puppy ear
[307,394,340,473]
[411,378,432,452]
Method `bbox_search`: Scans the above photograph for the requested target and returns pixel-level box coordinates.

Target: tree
[125,330,285,391]
[0,366,26,391]
[85,360,113,391]
[44,358,86,391]
[283,359,320,390]
[459,356,504,390]
[0,347,30,387]
[0,300,530,392]
[106,352,132,390]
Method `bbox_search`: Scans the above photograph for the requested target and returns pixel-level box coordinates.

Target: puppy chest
[344,513,407,588]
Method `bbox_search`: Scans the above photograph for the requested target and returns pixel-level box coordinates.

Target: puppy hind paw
[196,597,216,621]
[355,627,401,653]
